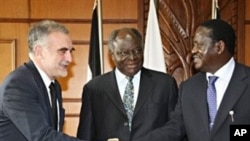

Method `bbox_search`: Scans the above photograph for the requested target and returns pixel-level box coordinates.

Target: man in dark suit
[77,27,178,141]
[0,20,85,141]
[133,19,250,141]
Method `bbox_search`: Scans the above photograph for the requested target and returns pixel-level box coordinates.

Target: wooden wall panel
[0,0,29,18]
[30,0,93,19]
[246,0,250,20]
[245,26,250,66]
[65,23,90,40]
[0,39,16,84]
[62,101,82,136]
[0,23,29,67]
[245,0,250,67]
[63,117,79,137]
[30,0,138,20]
[102,0,138,19]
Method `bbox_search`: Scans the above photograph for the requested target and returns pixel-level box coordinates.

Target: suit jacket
[77,68,178,141]
[134,62,250,141]
[0,61,84,141]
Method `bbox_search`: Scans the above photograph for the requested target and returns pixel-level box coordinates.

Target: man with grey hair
[77,27,178,141]
[0,20,86,141]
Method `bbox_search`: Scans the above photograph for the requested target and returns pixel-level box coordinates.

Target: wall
[245,0,250,66]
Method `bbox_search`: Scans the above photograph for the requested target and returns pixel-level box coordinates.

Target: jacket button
[124,122,128,126]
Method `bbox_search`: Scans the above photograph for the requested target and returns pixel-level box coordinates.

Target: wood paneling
[245,0,250,67]
[246,0,250,20]
[30,0,138,20]
[30,0,93,19]
[0,39,16,83]
[102,0,138,19]
[65,24,91,41]
[0,23,29,67]
[62,117,79,137]
[0,0,29,18]
[245,25,250,66]
[62,102,82,136]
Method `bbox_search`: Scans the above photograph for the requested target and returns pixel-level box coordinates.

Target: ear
[33,45,43,59]
[216,40,225,55]
[108,50,114,61]
[111,53,115,62]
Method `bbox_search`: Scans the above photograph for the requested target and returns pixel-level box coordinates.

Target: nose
[65,51,73,63]
[191,46,198,54]
[127,51,137,60]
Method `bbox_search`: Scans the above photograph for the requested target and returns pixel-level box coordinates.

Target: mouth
[127,63,137,68]
[192,55,200,62]
[60,63,69,70]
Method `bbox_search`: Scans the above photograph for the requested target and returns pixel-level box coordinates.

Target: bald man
[77,27,178,141]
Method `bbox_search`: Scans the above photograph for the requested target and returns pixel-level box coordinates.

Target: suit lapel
[25,61,55,126]
[133,69,154,117]
[212,64,248,135]
[195,74,211,133]
[103,69,154,117]
[104,71,127,116]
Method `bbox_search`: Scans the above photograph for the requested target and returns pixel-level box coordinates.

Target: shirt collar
[115,68,141,83]
[206,57,235,81]
[33,61,54,88]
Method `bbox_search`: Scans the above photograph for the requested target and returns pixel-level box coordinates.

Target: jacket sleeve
[2,72,85,141]
[77,84,94,140]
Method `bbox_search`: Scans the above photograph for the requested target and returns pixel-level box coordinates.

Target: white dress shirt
[206,57,235,110]
[115,68,141,108]
[33,61,60,131]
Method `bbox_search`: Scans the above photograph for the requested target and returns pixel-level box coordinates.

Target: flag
[143,0,166,73]
[87,4,101,81]
[211,0,220,19]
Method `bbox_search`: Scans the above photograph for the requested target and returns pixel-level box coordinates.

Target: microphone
[229,110,234,122]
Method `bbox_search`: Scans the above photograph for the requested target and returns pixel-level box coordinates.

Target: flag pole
[211,0,218,19]
[211,0,215,19]
[97,0,104,74]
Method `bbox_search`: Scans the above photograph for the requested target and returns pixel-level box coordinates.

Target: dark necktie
[207,76,218,130]
[49,82,58,130]
[123,76,134,131]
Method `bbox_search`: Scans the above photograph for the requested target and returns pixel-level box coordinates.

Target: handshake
[107,138,119,141]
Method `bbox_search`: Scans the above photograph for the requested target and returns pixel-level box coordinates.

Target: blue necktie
[207,76,218,129]
[123,76,134,131]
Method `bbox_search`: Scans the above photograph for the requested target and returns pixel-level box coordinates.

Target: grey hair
[108,27,143,52]
[28,20,69,53]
